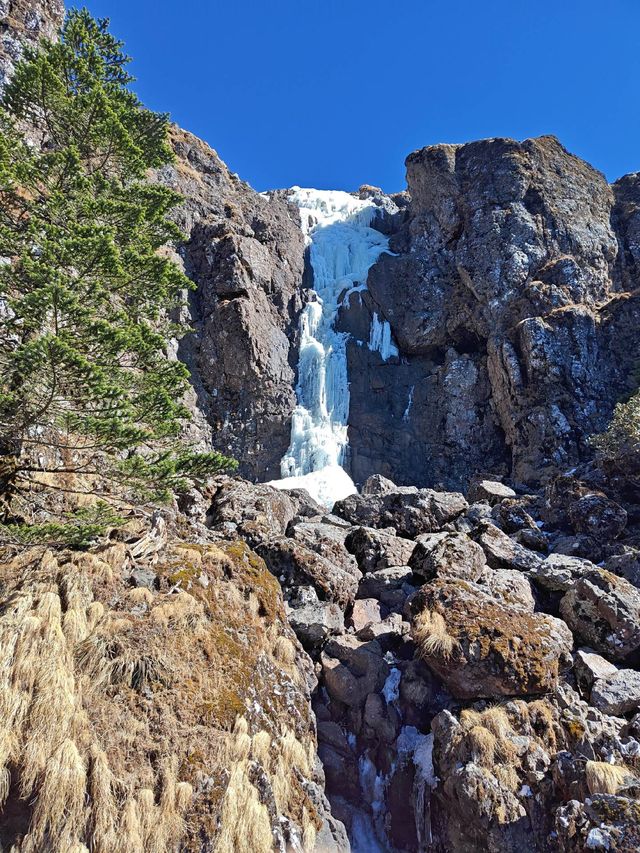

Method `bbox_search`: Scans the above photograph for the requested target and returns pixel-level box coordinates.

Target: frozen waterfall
[268,188,391,507]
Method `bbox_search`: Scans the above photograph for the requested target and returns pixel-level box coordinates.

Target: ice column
[269,188,390,507]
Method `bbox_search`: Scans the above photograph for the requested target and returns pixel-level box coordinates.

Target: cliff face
[0,0,64,88]
[344,135,640,489]
[157,128,306,481]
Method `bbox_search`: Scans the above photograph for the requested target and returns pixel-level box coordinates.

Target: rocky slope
[207,465,640,852]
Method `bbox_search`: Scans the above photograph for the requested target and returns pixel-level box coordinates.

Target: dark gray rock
[334,487,467,538]
[409,531,486,581]
[590,669,640,715]
[345,526,416,574]
[476,522,543,572]
[560,570,640,660]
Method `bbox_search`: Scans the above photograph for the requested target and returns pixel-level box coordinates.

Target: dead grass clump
[0,539,315,852]
[413,609,458,659]
[585,761,634,795]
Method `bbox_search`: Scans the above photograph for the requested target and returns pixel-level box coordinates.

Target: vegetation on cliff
[0,9,235,546]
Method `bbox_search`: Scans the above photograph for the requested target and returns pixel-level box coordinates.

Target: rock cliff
[157,128,305,482]
[345,136,640,490]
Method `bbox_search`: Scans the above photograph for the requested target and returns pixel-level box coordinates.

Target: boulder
[476,523,543,572]
[321,635,389,708]
[256,537,360,608]
[289,521,359,576]
[363,692,401,744]
[573,648,618,692]
[468,479,516,505]
[287,587,345,650]
[560,570,640,660]
[409,531,486,582]
[356,613,410,648]
[555,796,640,853]
[207,478,295,546]
[361,474,399,496]
[350,598,387,632]
[590,670,640,716]
[491,496,540,532]
[605,548,640,588]
[568,493,627,540]
[345,526,416,574]
[357,566,415,609]
[334,488,468,538]
[530,553,599,592]
[409,579,573,699]
[478,567,535,611]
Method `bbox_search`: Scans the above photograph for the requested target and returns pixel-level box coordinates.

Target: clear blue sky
[79,0,639,193]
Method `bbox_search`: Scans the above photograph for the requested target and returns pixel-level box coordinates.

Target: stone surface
[409,531,486,581]
[286,587,345,650]
[590,669,640,715]
[157,128,306,481]
[334,487,468,538]
[345,526,416,574]
[568,493,627,540]
[350,598,386,632]
[476,522,543,572]
[410,579,573,698]
[321,635,389,708]
[573,648,619,692]
[342,136,640,490]
[530,552,599,592]
[478,567,536,611]
[0,0,65,90]
[560,570,640,660]
[256,537,361,608]
[468,479,516,505]
[357,566,414,606]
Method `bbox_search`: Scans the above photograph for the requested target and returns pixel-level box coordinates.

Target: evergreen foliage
[592,391,640,461]
[0,9,236,543]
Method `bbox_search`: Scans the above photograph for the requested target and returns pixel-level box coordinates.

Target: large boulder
[568,493,627,540]
[334,487,468,538]
[289,521,359,577]
[409,531,486,582]
[256,537,361,608]
[476,522,543,572]
[409,579,573,699]
[560,570,640,660]
[530,552,599,592]
[345,526,416,573]
[320,635,389,708]
[590,670,640,716]
[207,478,295,545]
[286,587,345,650]
[468,479,516,505]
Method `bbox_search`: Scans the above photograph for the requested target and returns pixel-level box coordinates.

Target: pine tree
[0,10,236,545]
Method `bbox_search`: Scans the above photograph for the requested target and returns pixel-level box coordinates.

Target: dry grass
[413,609,458,659]
[585,761,635,795]
[0,539,318,852]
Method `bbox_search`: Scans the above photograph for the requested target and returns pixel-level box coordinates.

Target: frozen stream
[269,188,392,507]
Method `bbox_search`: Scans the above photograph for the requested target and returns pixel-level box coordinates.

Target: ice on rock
[368,311,399,361]
[268,188,391,508]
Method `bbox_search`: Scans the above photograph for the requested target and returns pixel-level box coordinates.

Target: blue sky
[79,0,639,193]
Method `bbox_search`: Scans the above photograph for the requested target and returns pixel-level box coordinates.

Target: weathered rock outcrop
[0,0,64,90]
[343,135,640,490]
[157,129,305,481]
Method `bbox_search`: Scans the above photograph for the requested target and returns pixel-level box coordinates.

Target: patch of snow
[268,464,356,508]
[382,667,401,705]
[403,385,415,422]
[586,827,610,850]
